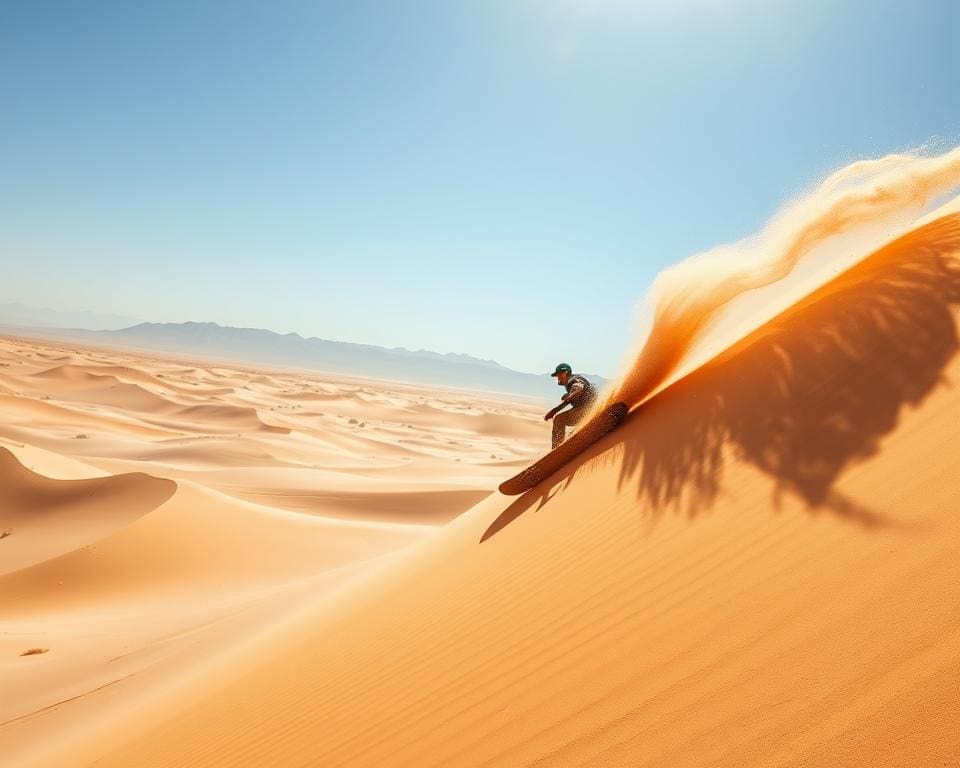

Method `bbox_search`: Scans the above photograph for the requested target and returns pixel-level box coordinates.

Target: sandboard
[498,402,629,496]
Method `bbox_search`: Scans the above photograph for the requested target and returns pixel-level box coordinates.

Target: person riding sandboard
[500,366,626,495]
[544,363,598,449]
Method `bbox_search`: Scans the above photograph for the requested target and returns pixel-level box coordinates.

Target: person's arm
[544,403,566,420]
[545,379,586,420]
[561,378,587,405]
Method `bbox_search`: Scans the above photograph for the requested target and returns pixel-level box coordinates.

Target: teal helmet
[551,363,572,377]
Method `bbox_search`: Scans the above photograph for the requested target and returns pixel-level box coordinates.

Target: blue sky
[2,0,959,376]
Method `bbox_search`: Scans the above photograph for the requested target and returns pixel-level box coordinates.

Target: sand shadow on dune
[619,213,960,526]
[480,416,634,543]
[483,214,960,541]
[480,484,560,542]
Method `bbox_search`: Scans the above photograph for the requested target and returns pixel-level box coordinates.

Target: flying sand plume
[605,146,960,413]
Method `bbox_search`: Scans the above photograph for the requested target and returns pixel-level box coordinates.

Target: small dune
[28,366,182,412]
[78,363,235,397]
[0,393,179,438]
[18,365,287,435]
[0,447,176,575]
[157,403,291,434]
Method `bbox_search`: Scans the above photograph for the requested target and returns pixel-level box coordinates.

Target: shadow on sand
[483,213,960,542]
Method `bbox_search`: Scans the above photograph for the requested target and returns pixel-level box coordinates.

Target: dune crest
[610,147,960,412]
[0,448,176,575]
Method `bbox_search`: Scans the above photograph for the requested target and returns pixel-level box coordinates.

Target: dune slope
[0,449,431,766]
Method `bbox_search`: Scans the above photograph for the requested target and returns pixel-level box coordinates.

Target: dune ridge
[609,147,960,413]
[0,447,176,575]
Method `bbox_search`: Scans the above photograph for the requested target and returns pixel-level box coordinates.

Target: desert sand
[5,154,960,767]
[0,339,545,766]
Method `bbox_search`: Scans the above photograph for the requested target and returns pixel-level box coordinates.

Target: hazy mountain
[1,319,609,399]
[0,302,142,331]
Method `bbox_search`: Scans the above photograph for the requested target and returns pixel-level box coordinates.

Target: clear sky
[2,0,959,376]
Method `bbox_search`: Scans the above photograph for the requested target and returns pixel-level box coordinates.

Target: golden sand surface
[0,336,545,766]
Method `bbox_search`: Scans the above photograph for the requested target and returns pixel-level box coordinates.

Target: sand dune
[0,393,185,439]
[274,388,344,401]
[0,331,545,767]
[1,476,426,615]
[0,447,434,766]
[74,462,495,524]
[22,365,288,434]
[28,365,187,411]
[142,402,291,434]
[14,201,959,766]
[7,155,960,767]
[77,363,237,396]
[0,448,176,575]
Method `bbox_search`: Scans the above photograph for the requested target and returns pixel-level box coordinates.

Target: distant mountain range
[0,302,142,331]
[0,310,608,399]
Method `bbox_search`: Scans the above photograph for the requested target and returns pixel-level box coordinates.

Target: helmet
[551,363,572,377]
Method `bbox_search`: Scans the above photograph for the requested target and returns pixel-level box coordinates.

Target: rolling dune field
[0,339,546,766]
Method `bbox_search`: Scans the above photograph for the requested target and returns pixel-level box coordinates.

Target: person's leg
[553,405,590,448]
[567,403,591,427]
[552,405,589,449]
[552,409,572,448]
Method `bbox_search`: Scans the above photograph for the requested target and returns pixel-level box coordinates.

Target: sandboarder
[544,363,598,449]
